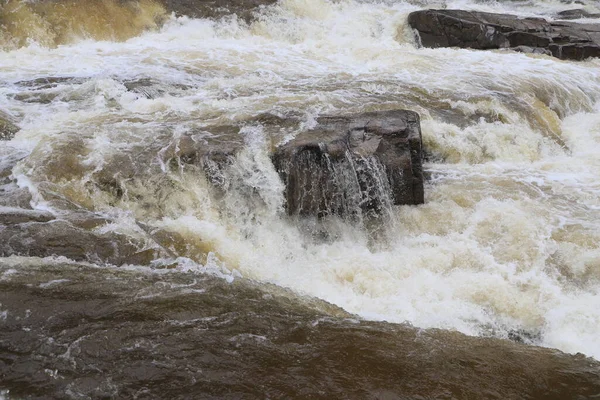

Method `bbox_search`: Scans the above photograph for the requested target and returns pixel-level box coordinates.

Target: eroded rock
[408,9,600,60]
[272,110,424,216]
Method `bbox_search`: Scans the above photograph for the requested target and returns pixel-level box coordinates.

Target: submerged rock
[272,110,424,216]
[408,9,600,60]
[163,124,246,188]
[171,110,424,217]
[557,9,600,20]
[123,77,192,99]
[160,0,278,21]
[0,207,55,225]
[0,111,19,140]
[0,220,166,265]
[0,149,32,208]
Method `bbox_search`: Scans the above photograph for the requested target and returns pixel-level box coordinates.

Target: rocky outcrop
[272,110,424,216]
[408,9,600,60]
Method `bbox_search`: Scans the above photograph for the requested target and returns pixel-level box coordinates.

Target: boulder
[408,9,600,60]
[272,110,424,216]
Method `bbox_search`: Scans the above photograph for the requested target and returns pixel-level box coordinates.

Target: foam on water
[1,0,600,359]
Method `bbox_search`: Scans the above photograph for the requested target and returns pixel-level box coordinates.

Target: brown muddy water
[1,259,599,399]
[2,0,600,398]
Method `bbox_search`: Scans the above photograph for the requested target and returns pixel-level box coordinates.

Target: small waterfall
[276,148,395,221]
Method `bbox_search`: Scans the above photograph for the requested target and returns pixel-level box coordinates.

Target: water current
[1,0,600,397]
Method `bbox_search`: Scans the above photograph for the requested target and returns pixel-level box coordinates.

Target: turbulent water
[2,0,600,397]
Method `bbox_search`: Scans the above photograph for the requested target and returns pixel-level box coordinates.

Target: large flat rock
[408,9,600,60]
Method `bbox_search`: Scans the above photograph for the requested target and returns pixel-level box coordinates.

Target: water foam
[1,0,600,359]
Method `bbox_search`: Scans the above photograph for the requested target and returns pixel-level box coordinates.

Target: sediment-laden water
[1,0,600,397]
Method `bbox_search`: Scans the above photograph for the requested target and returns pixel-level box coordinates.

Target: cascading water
[1,0,600,397]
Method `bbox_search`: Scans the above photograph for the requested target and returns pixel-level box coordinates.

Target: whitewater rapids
[1,0,600,362]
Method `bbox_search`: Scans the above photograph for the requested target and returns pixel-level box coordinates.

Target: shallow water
[1,0,600,397]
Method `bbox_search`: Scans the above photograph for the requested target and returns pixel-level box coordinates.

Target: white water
[1,0,600,359]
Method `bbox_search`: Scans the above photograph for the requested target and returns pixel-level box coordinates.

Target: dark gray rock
[272,110,424,217]
[12,77,86,104]
[408,9,600,60]
[557,9,600,20]
[161,114,302,188]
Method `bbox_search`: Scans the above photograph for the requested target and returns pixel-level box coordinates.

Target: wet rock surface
[272,110,424,216]
[0,111,19,140]
[0,220,165,265]
[0,149,32,209]
[160,0,278,21]
[123,78,192,99]
[408,9,600,60]
[166,110,425,218]
[0,261,599,400]
[556,9,600,20]
[0,207,55,225]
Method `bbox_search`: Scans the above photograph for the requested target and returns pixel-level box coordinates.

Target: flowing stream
[1,0,600,397]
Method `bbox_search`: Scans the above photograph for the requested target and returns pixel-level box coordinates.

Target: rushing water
[1,0,600,397]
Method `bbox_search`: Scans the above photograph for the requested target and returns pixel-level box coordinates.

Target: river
[1,0,600,398]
